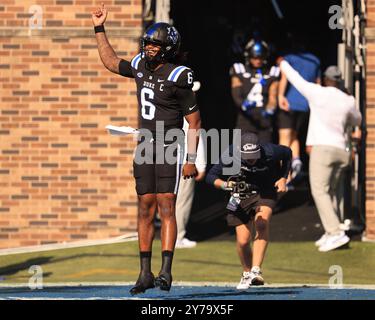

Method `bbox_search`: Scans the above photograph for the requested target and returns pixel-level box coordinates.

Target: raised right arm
[279,60,320,103]
[95,32,122,74]
[92,3,132,76]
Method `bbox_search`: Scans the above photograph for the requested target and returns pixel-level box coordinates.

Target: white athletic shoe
[250,267,264,286]
[291,159,303,180]
[318,232,350,252]
[315,233,329,247]
[236,271,252,290]
[175,238,197,249]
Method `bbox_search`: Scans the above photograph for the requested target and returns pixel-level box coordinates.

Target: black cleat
[129,272,155,295]
[155,272,172,292]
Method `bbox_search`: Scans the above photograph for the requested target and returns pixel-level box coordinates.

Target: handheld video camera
[225,167,259,200]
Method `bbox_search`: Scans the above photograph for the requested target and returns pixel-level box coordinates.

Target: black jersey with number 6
[118,54,198,134]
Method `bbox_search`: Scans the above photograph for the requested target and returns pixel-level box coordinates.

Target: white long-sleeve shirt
[182,119,206,173]
[280,61,362,150]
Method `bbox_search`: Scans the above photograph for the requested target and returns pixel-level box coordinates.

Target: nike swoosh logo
[189,105,197,111]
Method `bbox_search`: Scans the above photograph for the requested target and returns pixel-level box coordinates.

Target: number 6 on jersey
[140,87,156,120]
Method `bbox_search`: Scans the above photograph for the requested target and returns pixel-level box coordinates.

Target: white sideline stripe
[0,297,159,300]
[1,282,374,289]
[0,233,138,256]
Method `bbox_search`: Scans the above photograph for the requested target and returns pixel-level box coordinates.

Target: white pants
[175,176,196,241]
[309,145,350,235]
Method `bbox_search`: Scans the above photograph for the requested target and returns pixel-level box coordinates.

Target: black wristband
[94,25,105,33]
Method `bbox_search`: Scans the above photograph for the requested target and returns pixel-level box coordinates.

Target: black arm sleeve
[274,145,292,178]
[206,145,238,185]
[231,86,244,109]
[175,87,199,115]
[206,162,223,185]
[118,59,134,78]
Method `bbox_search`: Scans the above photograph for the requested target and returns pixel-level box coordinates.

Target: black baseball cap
[239,132,261,160]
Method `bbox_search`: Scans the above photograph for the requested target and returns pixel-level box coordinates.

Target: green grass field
[0,240,374,285]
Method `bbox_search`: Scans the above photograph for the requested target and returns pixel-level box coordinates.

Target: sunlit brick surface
[0,1,142,248]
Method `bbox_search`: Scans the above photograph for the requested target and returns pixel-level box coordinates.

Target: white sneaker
[315,233,329,247]
[236,271,252,290]
[318,232,350,252]
[291,159,303,180]
[175,238,197,249]
[250,267,264,286]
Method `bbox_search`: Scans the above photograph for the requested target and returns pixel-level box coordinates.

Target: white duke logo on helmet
[167,27,178,44]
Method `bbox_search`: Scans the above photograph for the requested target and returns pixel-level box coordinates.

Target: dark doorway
[170,0,342,241]
[171,0,341,129]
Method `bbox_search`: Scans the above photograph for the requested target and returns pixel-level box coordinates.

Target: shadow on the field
[0,257,53,277]
[273,188,314,215]
[0,285,112,295]
[166,288,303,300]
[0,253,138,278]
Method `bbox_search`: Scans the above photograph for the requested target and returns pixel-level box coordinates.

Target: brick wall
[367,0,375,240]
[0,0,142,248]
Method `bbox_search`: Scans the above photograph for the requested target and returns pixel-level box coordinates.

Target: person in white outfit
[279,59,362,252]
[175,82,207,249]
[175,118,206,249]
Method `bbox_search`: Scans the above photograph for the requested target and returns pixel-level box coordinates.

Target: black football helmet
[141,22,181,65]
[244,39,269,60]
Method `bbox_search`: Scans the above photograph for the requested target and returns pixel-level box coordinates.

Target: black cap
[239,132,261,160]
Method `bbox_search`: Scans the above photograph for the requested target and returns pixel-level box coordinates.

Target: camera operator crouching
[206,132,292,289]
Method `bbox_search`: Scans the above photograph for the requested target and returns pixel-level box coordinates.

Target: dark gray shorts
[226,191,277,227]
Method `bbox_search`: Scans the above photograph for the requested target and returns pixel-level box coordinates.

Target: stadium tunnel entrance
[171,0,342,130]
[167,0,364,241]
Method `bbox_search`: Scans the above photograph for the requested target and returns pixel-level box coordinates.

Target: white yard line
[0,282,374,290]
[0,233,138,256]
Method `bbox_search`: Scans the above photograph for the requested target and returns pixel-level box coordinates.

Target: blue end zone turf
[0,284,374,300]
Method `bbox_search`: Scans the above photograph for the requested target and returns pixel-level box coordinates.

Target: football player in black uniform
[230,40,279,143]
[92,4,201,295]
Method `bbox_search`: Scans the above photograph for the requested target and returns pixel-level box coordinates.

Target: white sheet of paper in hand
[105,125,139,136]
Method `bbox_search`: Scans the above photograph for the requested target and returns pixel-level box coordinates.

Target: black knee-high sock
[140,251,152,274]
[161,251,174,274]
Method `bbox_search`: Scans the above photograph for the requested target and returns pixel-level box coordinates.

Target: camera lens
[238,181,246,191]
